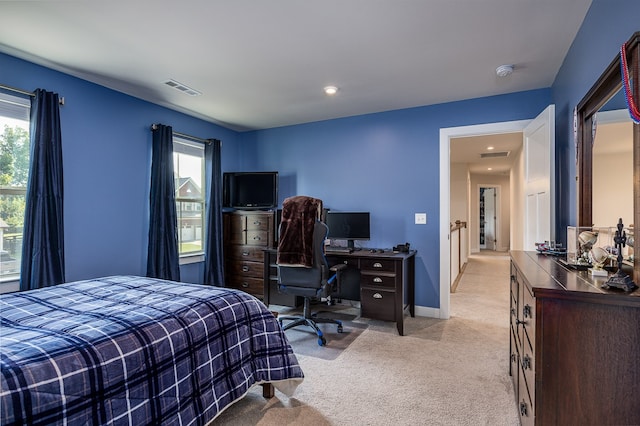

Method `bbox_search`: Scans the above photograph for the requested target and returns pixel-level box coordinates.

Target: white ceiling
[0,0,593,133]
[451,133,523,175]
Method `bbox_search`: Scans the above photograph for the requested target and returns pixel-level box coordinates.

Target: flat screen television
[325,211,371,250]
[223,171,278,209]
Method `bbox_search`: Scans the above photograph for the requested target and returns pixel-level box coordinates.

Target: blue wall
[1,53,241,283]
[1,0,637,309]
[238,89,551,308]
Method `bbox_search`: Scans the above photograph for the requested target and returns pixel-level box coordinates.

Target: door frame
[439,119,529,319]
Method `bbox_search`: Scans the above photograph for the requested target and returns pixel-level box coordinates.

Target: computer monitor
[325,211,370,250]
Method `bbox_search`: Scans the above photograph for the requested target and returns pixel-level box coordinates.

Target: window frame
[173,136,206,261]
[0,90,31,283]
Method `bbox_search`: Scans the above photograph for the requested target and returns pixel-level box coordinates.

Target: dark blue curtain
[147,124,180,281]
[20,89,65,291]
[204,139,225,286]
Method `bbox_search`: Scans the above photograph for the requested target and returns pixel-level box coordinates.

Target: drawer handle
[242,266,250,272]
[241,282,249,288]
[519,401,528,417]
[515,319,526,326]
[253,235,261,241]
[253,220,262,225]
[373,277,383,283]
[242,251,250,256]
[372,292,383,299]
[522,355,531,370]
[373,262,383,268]
[523,304,532,319]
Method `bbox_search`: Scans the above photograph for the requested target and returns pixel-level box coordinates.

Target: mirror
[576,31,639,284]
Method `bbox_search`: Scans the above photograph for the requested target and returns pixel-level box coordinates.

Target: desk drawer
[360,259,397,273]
[361,288,395,321]
[360,271,396,289]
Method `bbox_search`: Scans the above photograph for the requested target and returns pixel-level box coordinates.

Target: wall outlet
[415,213,427,224]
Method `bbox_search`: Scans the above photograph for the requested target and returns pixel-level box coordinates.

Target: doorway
[439,119,530,319]
[479,186,497,251]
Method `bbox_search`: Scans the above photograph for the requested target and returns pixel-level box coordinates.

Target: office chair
[277,196,346,346]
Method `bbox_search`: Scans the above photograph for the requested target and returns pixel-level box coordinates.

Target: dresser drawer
[245,215,270,231]
[360,288,395,321]
[360,258,397,273]
[520,334,535,408]
[510,328,519,387]
[227,260,263,278]
[518,363,534,426]
[227,276,263,296]
[245,230,269,246]
[226,245,265,262]
[360,271,396,288]
[520,284,536,352]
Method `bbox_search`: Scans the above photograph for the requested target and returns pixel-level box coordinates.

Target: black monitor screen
[325,212,370,242]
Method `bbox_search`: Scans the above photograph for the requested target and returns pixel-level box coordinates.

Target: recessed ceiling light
[324,86,338,95]
[488,167,493,171]
[487,146,494,150]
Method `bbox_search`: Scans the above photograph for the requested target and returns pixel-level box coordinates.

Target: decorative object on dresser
[602,218,637,291]
[223,210,275,298]
[509,251,640,425]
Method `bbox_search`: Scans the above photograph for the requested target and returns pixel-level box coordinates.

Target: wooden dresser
[509,251,640,426]
[223,210,275,298]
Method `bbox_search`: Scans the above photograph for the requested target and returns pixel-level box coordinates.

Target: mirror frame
[576,31,639,284]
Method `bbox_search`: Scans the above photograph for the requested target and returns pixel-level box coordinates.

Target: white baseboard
[414,305,444,319]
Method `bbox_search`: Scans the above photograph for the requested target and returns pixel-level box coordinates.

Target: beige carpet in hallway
[213,253,519,425]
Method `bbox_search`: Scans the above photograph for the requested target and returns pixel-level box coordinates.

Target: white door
[523,105,555,250]
[483,187,496,250]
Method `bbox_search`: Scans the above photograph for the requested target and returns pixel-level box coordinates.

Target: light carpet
[213,254,519,425]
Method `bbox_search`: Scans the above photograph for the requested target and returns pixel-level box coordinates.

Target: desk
[263,248,416,336]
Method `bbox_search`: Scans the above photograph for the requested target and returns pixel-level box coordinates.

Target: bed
[0,275,304,425]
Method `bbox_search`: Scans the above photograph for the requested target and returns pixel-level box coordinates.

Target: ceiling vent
[164,79,202,96]
[480,151,510,159]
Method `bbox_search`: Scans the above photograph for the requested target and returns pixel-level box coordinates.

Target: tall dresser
[509,251,640,425]
[223,210,275,298]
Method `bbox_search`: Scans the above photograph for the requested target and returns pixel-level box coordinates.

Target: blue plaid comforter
[0,275,304,425]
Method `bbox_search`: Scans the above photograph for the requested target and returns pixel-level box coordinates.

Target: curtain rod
[150,123,214,145]
[0,83,65,105]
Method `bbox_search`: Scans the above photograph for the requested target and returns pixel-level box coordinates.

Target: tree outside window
[0,92,30,278]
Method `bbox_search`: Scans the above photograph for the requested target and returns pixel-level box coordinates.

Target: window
[0,91,30,280]
[173,137,205,256]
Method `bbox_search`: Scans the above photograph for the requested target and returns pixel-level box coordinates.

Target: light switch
[415,213,427,224]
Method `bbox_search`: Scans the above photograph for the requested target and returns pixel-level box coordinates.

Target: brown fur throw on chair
[277,195,323,267]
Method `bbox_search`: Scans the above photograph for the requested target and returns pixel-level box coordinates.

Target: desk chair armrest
[327,263,348,294]
[330,263,348,273]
